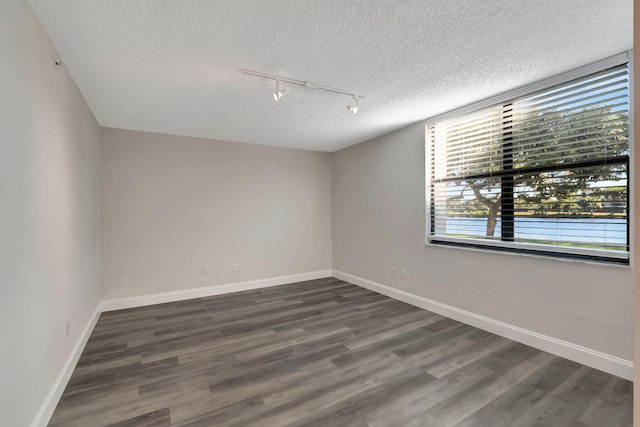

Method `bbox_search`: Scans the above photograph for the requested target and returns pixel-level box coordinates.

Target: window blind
[428,62,629,263]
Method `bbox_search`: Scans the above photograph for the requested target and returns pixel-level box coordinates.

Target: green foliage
[446,104,629,237]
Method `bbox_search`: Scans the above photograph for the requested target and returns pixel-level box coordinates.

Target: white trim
[428,235,629,261]
[29,268,632,427]
[332,270,633,381]
[30,305,102,427]
[99,270,333,312]
[30,270,332,426]
[423,236,630,269]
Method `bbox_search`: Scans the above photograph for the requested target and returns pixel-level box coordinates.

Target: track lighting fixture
[346,96,359,114]
[240,69,365,113]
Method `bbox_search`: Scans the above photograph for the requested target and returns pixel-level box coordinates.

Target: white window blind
[428,61,630,263]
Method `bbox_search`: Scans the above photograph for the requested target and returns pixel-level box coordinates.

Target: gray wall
[332,122,633,361]
[100,128,332,299]
[0,1,101,425]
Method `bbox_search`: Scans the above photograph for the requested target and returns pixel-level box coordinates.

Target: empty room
[2,0,639,426]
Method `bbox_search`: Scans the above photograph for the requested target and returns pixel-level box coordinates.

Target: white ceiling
[28,0,632,152]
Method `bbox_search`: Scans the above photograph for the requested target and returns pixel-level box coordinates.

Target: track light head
[346,96,359,114]
[272,79,289,101]
[273,79,282,101]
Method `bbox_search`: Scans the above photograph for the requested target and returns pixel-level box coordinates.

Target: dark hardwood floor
[49,277,632,426]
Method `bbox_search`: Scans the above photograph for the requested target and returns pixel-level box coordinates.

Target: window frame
[425,51,631,264]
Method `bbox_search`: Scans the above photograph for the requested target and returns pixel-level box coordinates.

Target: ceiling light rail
[240,69,365,114]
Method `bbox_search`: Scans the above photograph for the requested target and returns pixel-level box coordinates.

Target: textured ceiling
[28,0,632,152]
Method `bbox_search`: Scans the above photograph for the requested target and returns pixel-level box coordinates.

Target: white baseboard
[32,268,629,427]
[332,270,633,381]
[100,270,333,312]
[31,270,331,426]
[30,305,102,427]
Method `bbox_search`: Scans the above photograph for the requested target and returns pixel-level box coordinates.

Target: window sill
[425,237,630,268]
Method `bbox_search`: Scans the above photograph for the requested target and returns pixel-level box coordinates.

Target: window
[427,55,630,263]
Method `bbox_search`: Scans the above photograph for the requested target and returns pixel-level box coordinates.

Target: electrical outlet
[65,321,70,339]
[200,268,207,276]
[232,263,239,272]
[391,266,397,276]
[400,269,407,280]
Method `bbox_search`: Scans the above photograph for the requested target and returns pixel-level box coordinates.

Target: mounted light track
[240,69,365,113]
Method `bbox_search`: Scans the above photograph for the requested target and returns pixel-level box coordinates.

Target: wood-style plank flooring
[49,277,633,426]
